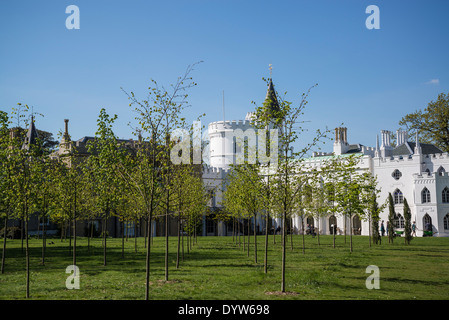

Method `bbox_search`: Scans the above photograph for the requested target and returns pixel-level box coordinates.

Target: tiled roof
[393,141,443,156]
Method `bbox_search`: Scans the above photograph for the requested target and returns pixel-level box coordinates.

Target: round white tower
[208,119,254,169]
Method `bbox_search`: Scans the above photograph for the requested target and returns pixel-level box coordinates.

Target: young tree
[0,110,13,274]
[358,171,382,247]
[403,198,412,245]
[296,177,312,253]
[324,154,370,252]
[370,195,381,245]
[8,105,42,298]
[86,108,123,266]
[121,62,201,298]
[308,170,328,246]
[319,161,339,248]
[387,193,396,244]
[170,164,206,268]
[222,164,267,264]
[34,152,58,266]
[254,79,329,292]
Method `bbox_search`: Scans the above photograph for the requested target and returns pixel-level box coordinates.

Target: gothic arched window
[393,189,404,204]
[423,214,432,231]
[438,166,446,176]
[306,216,314,227]
[422,187,431,203]
[444,214,449,230]
[442,187,449,203]
[329,215,337,234]
[395,214,405,228]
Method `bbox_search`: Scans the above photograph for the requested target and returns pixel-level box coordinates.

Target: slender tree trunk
[344,215,347,245]
[349,213,353,253]
[68,219,72,255]
[37,215,40,240]
[1,213,8,274]
[181,219,184,261]
[165,209,169,281]
[301,215,305,254]
[42,213,46,266]
[192,217,195,249]
[369,215,372,248]
[189,221,192,253]
[145,211,152,300]
[126,221,129,242]
[144,218,147,249]
[253,214,257,264]
[73,191,77,267]
[151,220,154,246]
[121,221,125,259]
[89,219,94,254]
[232,218,235,244]
[186,217,190,255]
[87,220,90,254]
[103,215,107,267]
[25,204,30,299]
[281,211,286,292]
[176,212,181,269]
[243,219,246,252]
[134,220,138,253]
[21,218,24,253]
[290,217,293,250]
[264,212,269,274]
[247,218,250,257]
[238,219,241,248]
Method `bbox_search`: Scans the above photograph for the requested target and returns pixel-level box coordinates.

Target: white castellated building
[202,79,449,237]
[298,127,449,237]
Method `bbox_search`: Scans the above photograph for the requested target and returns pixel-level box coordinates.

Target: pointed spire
[263,78,280,114]
[22,115,38,150]
[414,131,422,155]
[375,134,380,157]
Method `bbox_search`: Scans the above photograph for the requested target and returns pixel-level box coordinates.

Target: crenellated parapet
[208,120,254,133]
[202,165,230,179]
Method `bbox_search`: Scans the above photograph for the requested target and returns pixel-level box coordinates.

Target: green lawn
[1,234,449,300]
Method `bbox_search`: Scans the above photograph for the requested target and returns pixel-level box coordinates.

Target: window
[394,214,405,228]
[444,214,449,230]
[422,187,431,203]
[393,189,404,204]
[306,216,314,227]
[392,169,402,180]
[206,214,216,235]
[443,187,449,203]
[425,168,431,176]
[438,166,446,176]
[423,214,432,232]
[329,215,337,234]
[352,215,362,235]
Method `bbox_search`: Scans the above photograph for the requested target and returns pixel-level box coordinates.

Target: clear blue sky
[1,0,448,152]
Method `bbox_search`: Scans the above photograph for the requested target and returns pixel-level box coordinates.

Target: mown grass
[1,234,449,300]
